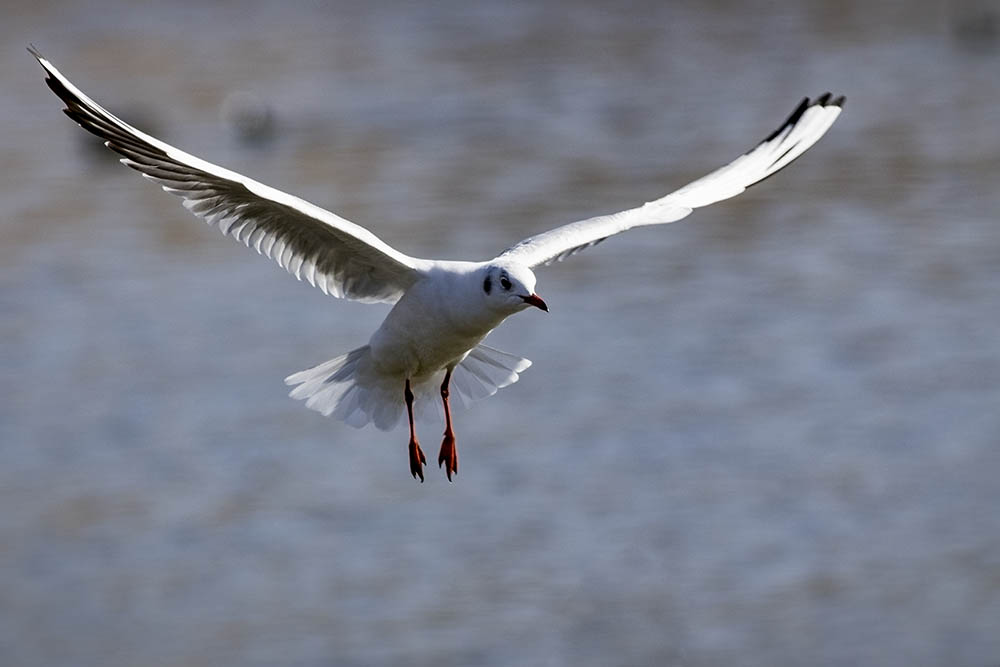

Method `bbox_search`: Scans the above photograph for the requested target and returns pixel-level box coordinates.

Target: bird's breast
[367,278,499,379]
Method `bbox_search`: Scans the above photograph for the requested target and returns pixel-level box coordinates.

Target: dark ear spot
[483,275,492,294]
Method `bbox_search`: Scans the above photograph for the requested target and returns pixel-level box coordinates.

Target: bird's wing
[30,46,432,304]
[496,94,843,268]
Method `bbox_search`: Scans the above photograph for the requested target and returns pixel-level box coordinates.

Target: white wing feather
[497,94,843,268]
[31,47,431,304]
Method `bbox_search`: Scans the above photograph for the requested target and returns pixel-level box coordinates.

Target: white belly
[369,318,483,379]
[367,276,502,380]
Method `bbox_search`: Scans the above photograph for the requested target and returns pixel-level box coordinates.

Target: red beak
[521,293,548,312]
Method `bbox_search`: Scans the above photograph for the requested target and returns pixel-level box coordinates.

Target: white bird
[30,46,843,481]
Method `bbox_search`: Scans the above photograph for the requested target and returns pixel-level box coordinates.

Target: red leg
[437,368,458,481]
[405,379,425,482]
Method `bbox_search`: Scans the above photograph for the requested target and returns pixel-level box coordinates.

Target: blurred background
[3,0,1000,665]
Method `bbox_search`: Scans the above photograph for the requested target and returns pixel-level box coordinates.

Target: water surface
[3,1,1000,665]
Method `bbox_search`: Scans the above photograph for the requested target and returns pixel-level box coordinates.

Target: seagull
[29,46,843,482]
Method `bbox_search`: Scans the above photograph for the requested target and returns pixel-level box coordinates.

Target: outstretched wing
[30,46,432,304]
[497,94,844,268]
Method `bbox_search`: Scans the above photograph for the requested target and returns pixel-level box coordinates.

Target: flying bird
[30,46,843,482]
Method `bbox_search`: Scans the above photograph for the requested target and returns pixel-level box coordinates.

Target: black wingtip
[763,97,809,143]
[763,92,845,144]
[46,73,67,98]
[28,44,49,76]
[813,92,846,110]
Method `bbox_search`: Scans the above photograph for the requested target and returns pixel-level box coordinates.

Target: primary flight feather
[30,46,843,481]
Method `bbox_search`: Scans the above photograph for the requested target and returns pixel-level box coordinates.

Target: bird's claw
[438,432,458,482]
[409,438,426,482]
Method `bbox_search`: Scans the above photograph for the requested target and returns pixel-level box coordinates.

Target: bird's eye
[500,275,512,291]
[483,276,492,294]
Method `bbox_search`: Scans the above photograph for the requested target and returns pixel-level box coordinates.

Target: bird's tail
[284,344,531,431]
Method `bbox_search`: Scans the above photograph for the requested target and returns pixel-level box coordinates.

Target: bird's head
[479,262,547,315]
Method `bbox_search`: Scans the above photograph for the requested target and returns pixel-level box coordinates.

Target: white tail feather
[450,345,532,408]
[285,344,531,430]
